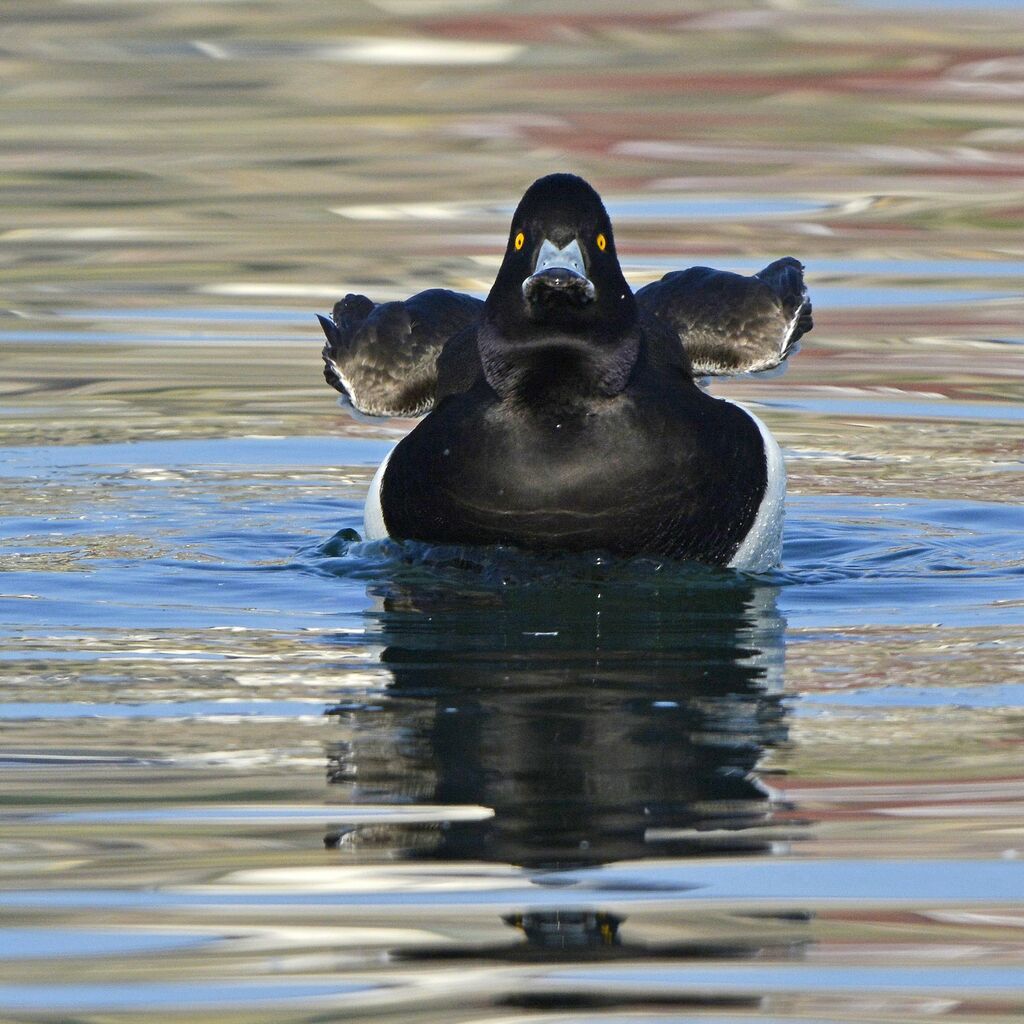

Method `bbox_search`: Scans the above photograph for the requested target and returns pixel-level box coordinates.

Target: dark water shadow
[328,569,788,867]
[319,544,790,864]
[314,544,806,965]
[319,540,790,843]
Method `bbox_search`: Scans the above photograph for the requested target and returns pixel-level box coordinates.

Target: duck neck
[477,320,640,412]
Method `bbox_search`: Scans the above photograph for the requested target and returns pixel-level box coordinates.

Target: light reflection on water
[3,0,1024,1020]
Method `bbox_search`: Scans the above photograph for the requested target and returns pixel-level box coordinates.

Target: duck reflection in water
[327,565,787,866]
[323,557,802,960]
[327,561,790,847]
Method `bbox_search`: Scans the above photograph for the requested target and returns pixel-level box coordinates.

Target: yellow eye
[596,233,607,251]
[514,231,525,251]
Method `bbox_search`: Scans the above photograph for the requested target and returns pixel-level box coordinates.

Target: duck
[318,173,812,572]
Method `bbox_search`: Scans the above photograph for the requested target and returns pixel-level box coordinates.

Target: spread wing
[319,288,484,417]
[635,257,812,376]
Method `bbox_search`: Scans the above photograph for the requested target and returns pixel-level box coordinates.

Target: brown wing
[635,257,812,376]
[319,288,484,417]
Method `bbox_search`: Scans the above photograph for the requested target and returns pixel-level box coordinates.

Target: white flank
[724,401,786,573]
[363,448,394,540]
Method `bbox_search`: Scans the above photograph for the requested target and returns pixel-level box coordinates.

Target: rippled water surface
[2,1,1023,1021]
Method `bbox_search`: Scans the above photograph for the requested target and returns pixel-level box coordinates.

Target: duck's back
[375,367,768,565]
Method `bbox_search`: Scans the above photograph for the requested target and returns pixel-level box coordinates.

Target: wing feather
[319,288,483,417]
[635,257,812,376]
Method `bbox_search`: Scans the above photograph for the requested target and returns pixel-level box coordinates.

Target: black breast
[379,369,767,566]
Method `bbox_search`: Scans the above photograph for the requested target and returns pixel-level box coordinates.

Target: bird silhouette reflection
[326,559,789,872]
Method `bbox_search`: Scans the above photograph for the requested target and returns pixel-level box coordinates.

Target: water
[2,1,1023,1020]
